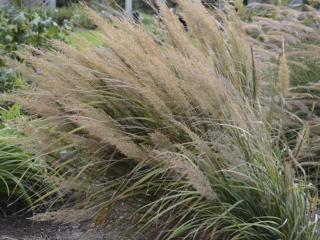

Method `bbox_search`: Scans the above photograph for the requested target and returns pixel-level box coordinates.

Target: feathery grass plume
[279,40,290,97]
[8,1,318,239]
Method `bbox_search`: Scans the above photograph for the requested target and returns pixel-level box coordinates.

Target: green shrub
[57,0,79,7]
[0,7,69,93]
[0,66,24,93]
[46,6,96,30]
[0,7,67,53]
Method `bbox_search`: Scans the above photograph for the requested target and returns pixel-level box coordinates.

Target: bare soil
[0,198,147,240]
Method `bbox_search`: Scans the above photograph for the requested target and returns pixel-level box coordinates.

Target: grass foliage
[243,4,320,185]
[7,1,319,239]
[0,105,47,204]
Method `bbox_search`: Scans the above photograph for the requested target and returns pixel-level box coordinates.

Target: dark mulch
[0,197,147,240]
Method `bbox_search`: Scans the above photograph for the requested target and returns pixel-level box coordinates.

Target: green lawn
[68,30,106,48]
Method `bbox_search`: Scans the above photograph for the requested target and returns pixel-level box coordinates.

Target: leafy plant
[45,6,96,30]
[0,7,67,53]
[0,7,69,94]
[0,66,24,93]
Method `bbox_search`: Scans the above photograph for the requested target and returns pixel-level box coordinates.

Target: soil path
[0,199,147,240]
[0,215,143,240]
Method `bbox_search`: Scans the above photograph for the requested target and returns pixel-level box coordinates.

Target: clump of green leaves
[46,6,96,30]
[0,7,68,93]
[0,66,24,93]
[0,7,67,53]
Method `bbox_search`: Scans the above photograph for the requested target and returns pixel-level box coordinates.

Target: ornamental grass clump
[243,4,320,186]
[8,1,318,239]
[0,105,48,205]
